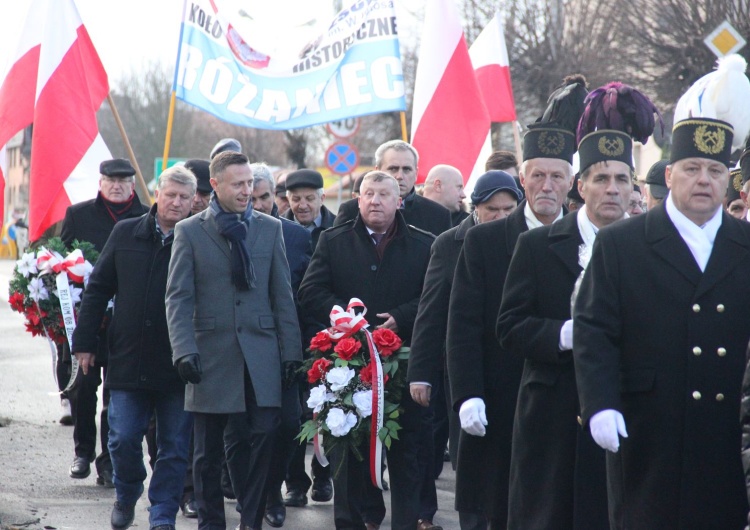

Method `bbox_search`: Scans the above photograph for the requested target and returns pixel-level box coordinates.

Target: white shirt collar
[665,193,722,272]
[524,202,563,230]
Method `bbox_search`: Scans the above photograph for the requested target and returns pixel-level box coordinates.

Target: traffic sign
[704,21,746,58]
[325,142,359,175]
[154,157,187,179]
[326,118,360,139]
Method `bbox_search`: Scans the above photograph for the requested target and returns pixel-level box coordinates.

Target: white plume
[674,54,750,151]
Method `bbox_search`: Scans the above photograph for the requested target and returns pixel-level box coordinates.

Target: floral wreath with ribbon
[297,298,410,490]
[8,237,99,393]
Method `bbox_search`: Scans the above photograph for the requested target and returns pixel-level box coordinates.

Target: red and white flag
[465,12,517,195]
[0,0,110,240]
[411,0,491,185]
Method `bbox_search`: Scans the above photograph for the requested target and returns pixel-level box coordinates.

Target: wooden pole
[106,93,152,204]
[400,111,408,142]
[512,120,523,164]
[162,91,177,175]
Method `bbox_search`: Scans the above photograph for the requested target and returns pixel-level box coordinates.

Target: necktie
[371,233,384,246]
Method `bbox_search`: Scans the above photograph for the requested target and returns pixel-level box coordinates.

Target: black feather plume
[533,74,589,134]
[576,82,664,144]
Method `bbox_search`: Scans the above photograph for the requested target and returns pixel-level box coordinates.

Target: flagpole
[512,121,523,164]
[162,91,177,173]
[400,112,408,141]
[106,93,153,204]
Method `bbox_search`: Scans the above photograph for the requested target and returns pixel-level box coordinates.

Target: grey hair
[158,165,197,194]
[250,162,275,189]
[374,140,419,168]
[286,188,324,199]
[519,159,575,179]
[360,170,399,195]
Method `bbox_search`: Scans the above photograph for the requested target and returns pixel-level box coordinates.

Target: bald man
[423,165,468,226]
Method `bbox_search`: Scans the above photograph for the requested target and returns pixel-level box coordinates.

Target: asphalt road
[0,258,459,530]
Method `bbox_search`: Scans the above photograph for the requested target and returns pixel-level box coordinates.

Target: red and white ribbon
[364,329,385,490]
[313,412,330,468]
[326,298,369,339]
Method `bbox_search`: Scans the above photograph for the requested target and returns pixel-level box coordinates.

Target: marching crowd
[44,61,750,530]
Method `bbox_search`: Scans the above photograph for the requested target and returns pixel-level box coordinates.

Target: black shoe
[382,478,389,491]
[221,468,236,499]
[283,488,308,507]
[96,467,114,488]
[110,501,135,530]
[69,456,91,479]
[443,447,450,462]
[180,498,198,518]
[150,526,176,530]
[311,478,333,502]
[265,490,286,527]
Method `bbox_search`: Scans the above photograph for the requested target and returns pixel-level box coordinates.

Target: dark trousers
[193,369,279,530]
[334,397,435,530]
[71,366,111,474]
[430,371,450,479]
[286,383,331,493]
[264,381,302,503]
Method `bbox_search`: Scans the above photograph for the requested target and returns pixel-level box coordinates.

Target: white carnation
[325,407,357,437]
[352,389,373,418]
[326,366,355,392]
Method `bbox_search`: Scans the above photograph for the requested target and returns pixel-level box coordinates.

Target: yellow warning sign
[704,21,746,57]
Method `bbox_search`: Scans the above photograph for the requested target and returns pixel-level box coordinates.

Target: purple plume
[576,82,664,144]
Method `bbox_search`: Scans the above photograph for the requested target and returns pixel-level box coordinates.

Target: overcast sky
[1,0,423,83]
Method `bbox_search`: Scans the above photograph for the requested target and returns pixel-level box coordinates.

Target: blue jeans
[108,388,192,527]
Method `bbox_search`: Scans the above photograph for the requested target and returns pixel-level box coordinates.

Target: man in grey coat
[166,151,303,530]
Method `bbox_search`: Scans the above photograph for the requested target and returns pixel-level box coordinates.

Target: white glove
[590,409,628,452]
[559,319,573,350]
[459,397,488,437]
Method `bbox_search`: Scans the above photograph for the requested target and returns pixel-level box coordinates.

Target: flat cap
[100,158,135,177]
[184,159,211,193]
[285,169,324,191]
[210,138,242,159]
[645,160,668,199]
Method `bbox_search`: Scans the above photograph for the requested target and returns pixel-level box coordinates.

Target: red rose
[310,331,333,352]
[307,358,333,384]
[334,337,361,361]
[9,292,25,312]
[372,328,402,357]
[359,363,389,386]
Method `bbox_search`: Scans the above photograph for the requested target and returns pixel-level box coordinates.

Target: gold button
[577,415,583,426]
[717,347,727,357]
[692,391,702,400]
[716,393,725,401]
[717,304,725,313]
[692,304,700,313]
[692,346,702,356]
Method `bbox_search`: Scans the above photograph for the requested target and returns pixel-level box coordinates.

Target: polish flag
[464,13,517,195]
[0,0,110,239]
[470,12,516,123]
[411,0,491,185]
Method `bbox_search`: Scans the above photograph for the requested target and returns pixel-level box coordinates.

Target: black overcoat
[73,207,182,392]
[333,190,452,237]
[497,211,607,529]
[299,211,434,343]
[61,193,149,251]
[446,204,528,520]
[574,203,750,529]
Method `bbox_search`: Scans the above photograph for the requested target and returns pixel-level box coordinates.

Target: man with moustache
[497,126,638,529]
[446,124,576,528]
[166,151,302,530]
[334,140,452,236]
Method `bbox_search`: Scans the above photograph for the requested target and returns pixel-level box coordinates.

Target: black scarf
[210,196,255,291]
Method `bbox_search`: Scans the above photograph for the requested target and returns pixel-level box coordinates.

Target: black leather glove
[282,361,302,390]
[176,354,202,384]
